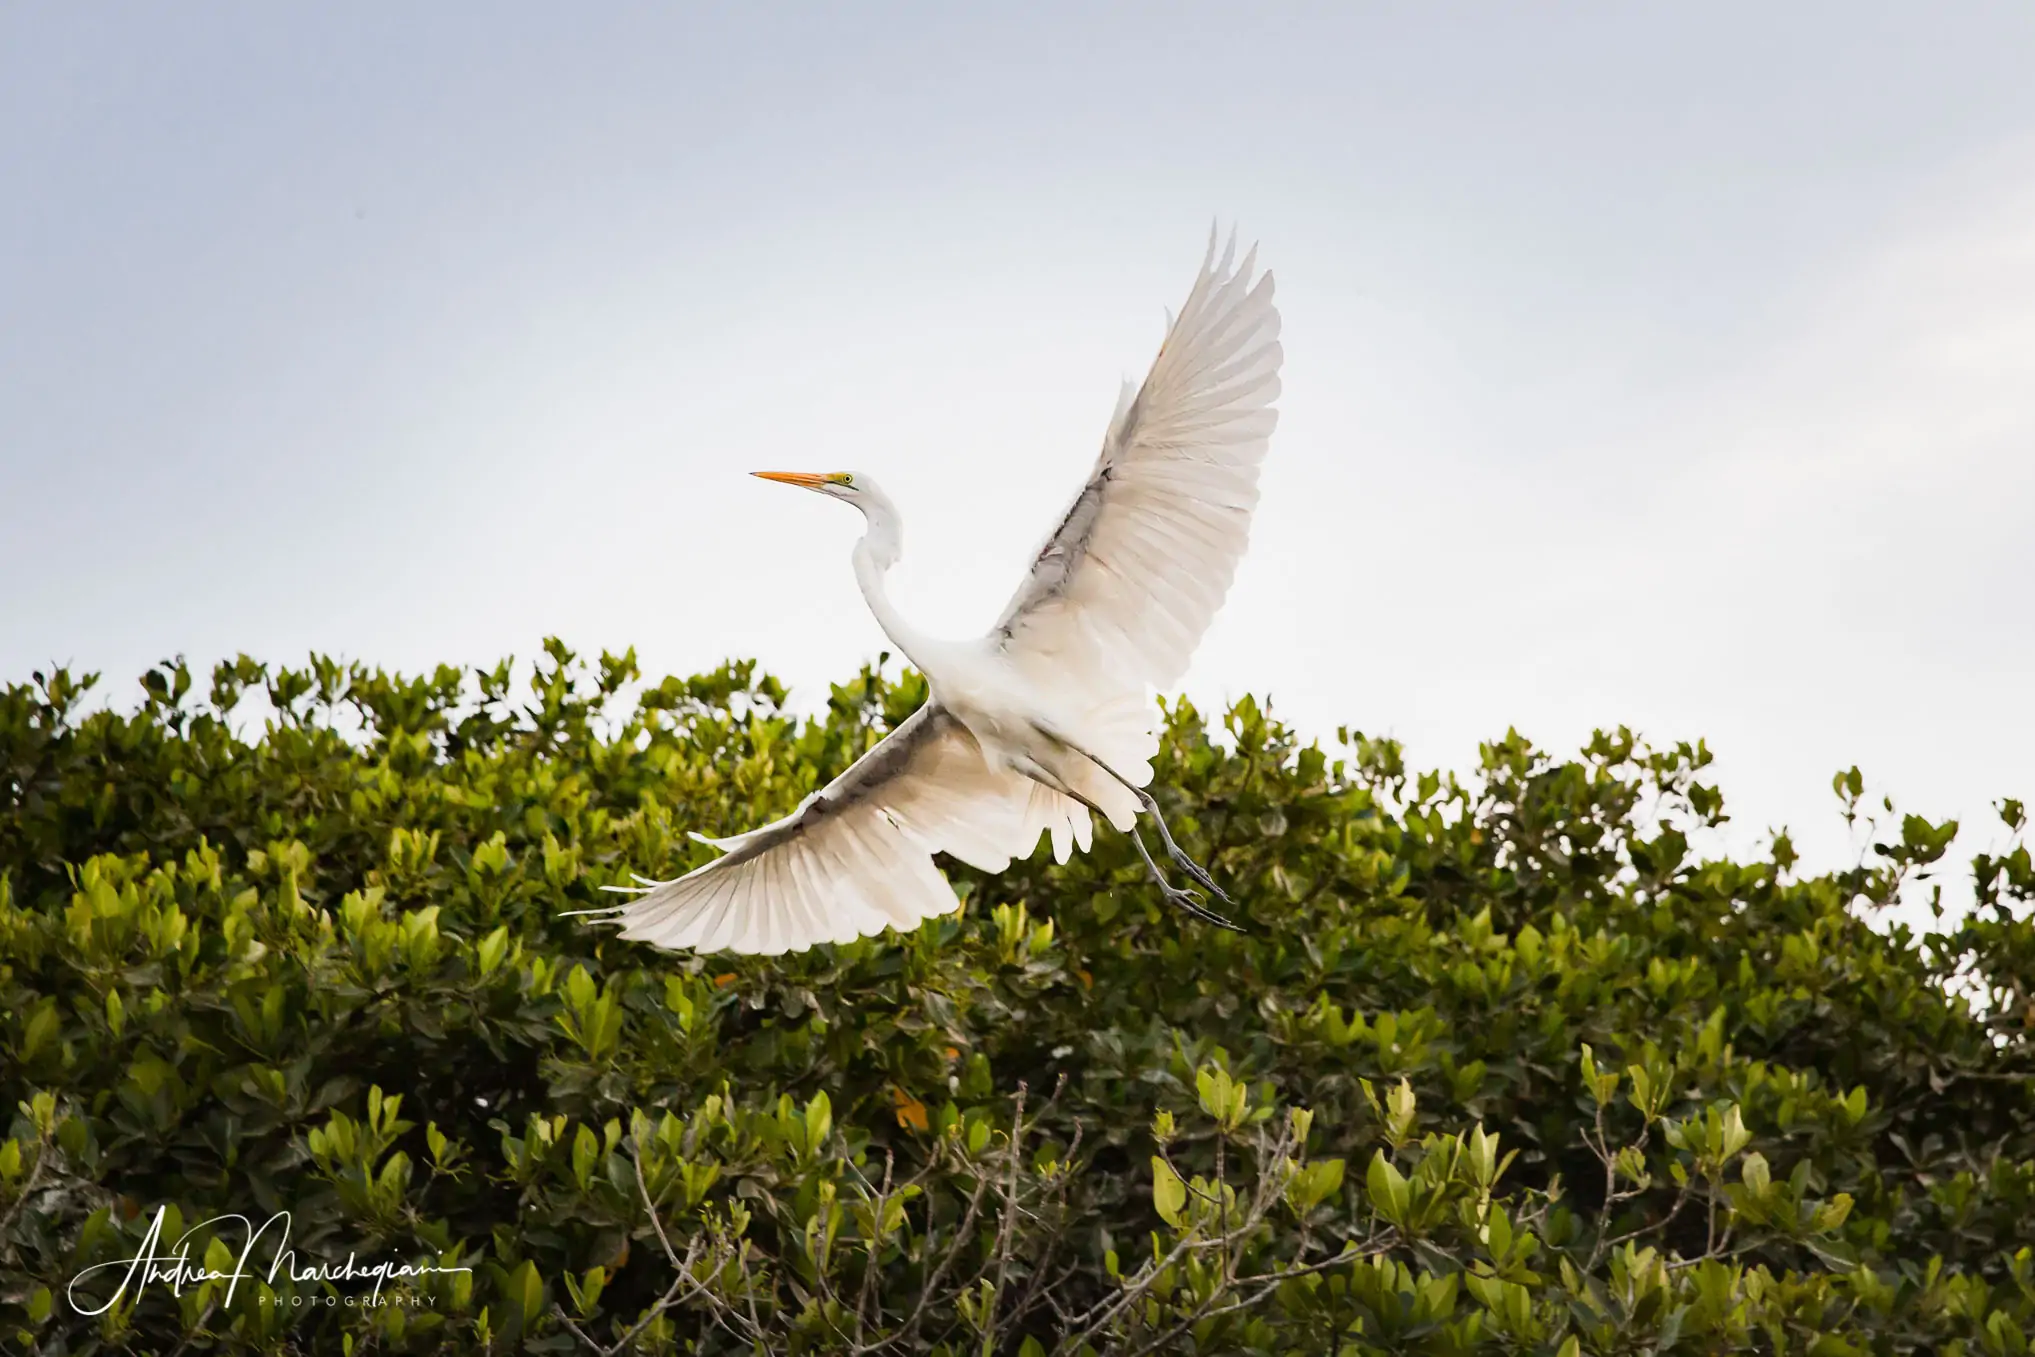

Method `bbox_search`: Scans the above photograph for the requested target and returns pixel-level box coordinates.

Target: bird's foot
[1132,825,1247,931]
[1167,846,1235,906]
[1138,792,1237,905]
[1157,879,1247,932]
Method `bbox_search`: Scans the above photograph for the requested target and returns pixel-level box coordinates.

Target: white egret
[592,229,1281,955]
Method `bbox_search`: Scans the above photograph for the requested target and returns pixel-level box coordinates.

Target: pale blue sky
[5,4,2033,896]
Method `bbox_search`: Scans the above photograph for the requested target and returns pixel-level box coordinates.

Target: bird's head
[751,470,874,503]
[752,470,899,564]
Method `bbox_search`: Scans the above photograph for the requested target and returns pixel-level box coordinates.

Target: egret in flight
[594,230,1281,955]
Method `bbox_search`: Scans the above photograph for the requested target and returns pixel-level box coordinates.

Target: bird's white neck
[850,491,939,675]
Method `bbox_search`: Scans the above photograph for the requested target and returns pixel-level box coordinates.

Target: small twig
[560,1234,710,1357]
[1079,1123,1312,1357]
[980,1083,1033,1356]
[855,1148,896,1341]
[1667,1233,1756,1273]
[889,1143,995,1354]
[1008,1121,1084,1331]
[0,1137,50,1240]
[1215,1121,1232,1287]
[1153,1143,1224,1209]
[1119,1233,1396,1357]
[633,1152,684,1270]
[166,1300,219,1357]
[1055,1195,1245,1357]
[1583,1103,1617,1271]
[1601,1170,1697,1254]
[1235,1233,1392,1288]
[1705,1173,1720,1256]
[739,1239,766,1341]
[557,1306,604,1353]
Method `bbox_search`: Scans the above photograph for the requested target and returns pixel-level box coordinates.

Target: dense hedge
[1,643,2031,1355]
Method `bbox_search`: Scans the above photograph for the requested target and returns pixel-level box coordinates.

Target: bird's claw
[1144,804,1236,905]
[1130,823,1246,931]
[1174,855,1235,906]
[1159,881,1247,932]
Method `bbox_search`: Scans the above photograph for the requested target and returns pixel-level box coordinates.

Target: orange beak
[752,471,833,489]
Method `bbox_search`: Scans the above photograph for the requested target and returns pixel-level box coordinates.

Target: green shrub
[1,642,2030,1354]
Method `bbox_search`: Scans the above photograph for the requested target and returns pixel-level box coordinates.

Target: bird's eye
[839,474,855,485]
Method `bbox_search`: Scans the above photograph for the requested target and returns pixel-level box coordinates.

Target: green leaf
[476,925,509,977]
[1152,1156,1187,1228]
[1196,1065,1243,1130]
[514,1260,544,1327]
[566,964,596,1014]
[805,1091,832,1157]
[1289,1157,1345,1212]
[1367,1151,1411,1229]
[1720,1103,1752,1159]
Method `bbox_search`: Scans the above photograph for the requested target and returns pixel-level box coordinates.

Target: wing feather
[678,872,736,953]
[989,227,1282,700]
[777,845,823,950]
[602,703,1060,955]
[781,842,827,945]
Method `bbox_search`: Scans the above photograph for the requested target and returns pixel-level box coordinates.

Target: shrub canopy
[1,643,2031,1355]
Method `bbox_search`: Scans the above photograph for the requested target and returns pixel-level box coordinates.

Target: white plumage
[586,228,1282,955]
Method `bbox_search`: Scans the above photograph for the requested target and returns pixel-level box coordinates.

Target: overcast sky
[4,4,2032,901]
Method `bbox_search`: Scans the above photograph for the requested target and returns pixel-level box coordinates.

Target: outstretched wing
[989,229,1282,697]
[596,703,1088,955]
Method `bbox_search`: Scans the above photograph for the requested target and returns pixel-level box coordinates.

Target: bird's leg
[1011,753,1243,931]
[1130,787,1233,906]
[1047,735,1236,906]
[1127,822,1246,932]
